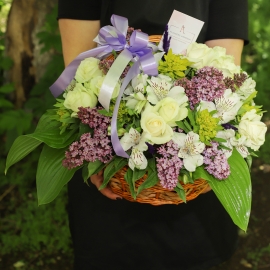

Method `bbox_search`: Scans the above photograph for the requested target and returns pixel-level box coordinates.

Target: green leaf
[82,160,106,182]
[136,169,159,195]
[0,83,14,94]
[5,135,42,174]
[176,121,189,133]
[174,183,186,203]
[77,122,92,139]
[124,167,136,199]
[28,127,78,149]
[193,149,251,231]
[36,145,79,205]
[100,157,127,189]
[0,98,13,108]
[137,158,159,195]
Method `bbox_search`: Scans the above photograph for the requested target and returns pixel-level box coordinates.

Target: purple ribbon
[49,14,159,158]
[50,15,157,97]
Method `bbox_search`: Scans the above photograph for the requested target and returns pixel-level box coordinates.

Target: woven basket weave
[109,167,209,205]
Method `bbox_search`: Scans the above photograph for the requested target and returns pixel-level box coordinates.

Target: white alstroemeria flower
[146,76,188,105]
[126,92,148,114]
[230,136,250,158]
[172,131,205,172]
[131,74,148,93]
[120,128,148,170]
[198,89,243,124]
[215,89,243,123]
[216,129,235,158]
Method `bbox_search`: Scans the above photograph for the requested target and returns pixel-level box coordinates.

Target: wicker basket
[108,34,210,205]
[109,166,210,205]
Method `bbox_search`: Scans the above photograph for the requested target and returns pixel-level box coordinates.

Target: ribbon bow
[49,14,159,158]
[49,14,158,103]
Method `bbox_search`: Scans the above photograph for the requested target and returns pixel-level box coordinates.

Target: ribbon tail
[111,61,140,158]
[98,49,133,111]
[49,46,109,97]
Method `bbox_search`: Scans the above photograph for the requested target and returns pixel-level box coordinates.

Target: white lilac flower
[120,128,148,170]
[146,75,188,106]
[198,89,243,124]
[172,131,205,172]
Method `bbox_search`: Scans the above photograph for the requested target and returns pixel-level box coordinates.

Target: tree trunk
[5,0,56,108]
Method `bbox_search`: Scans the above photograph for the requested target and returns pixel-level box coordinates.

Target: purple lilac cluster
[63,107,113,169]
[203,142,230,180]
[77,107,111,130]
[99,58,130,79]
[175,67,226,108]
[156,141,183,190]
[224,73,248,92]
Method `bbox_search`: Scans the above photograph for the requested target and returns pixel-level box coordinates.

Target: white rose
[75,57,103,83]
[237,77,256,99]
[185,43,217,69]
[238,109,267,151]
[154,97,188,126]
[64,83,97,115]
[209,54,240,77]
[141,104,173,144]
[90,75,120,99]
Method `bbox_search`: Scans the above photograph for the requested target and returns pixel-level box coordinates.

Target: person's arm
[59,19,121,200]
[205,39,244,65]
[59,19,100,66]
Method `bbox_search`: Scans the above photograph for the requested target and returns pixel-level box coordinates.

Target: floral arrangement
[5,15,267,231]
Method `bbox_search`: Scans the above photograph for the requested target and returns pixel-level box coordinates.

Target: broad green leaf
[132,168,147,182]
[193,149,251,231]
[174,184,186,203]
[100,157,127,189]
[124,168,136,199]
[28,127,78,149]
[5,135,42,174]
[137,158,159,195]
[82,160,106,182]
[36,145,79,205]
[136,169,159,195]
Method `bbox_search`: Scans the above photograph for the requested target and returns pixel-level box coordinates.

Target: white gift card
[159,10,204,54]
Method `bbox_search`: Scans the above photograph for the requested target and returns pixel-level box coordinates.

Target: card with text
[159,10,204,54]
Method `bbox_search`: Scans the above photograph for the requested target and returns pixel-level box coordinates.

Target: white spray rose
[154,97,188,126]
[185,43,216,69]
[75,57,103,83]
[63,83,98,116]
[238,109,267,151]
[141,104,173,144]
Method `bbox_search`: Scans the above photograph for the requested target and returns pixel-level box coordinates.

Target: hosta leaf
[37,145,79,205]
[5,135,42,174]
[193,149,251,231]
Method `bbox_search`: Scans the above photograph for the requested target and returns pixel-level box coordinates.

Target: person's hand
[202,185,212,194]
[90,170,122,200]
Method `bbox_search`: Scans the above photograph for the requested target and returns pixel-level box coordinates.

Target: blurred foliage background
[0,0,269,269]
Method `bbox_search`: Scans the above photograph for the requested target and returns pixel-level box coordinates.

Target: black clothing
[58,1,249,269]
[58,0,249,44]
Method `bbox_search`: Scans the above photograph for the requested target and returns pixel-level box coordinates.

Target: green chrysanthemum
[196,109,222,144]
[158,49,191,79]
